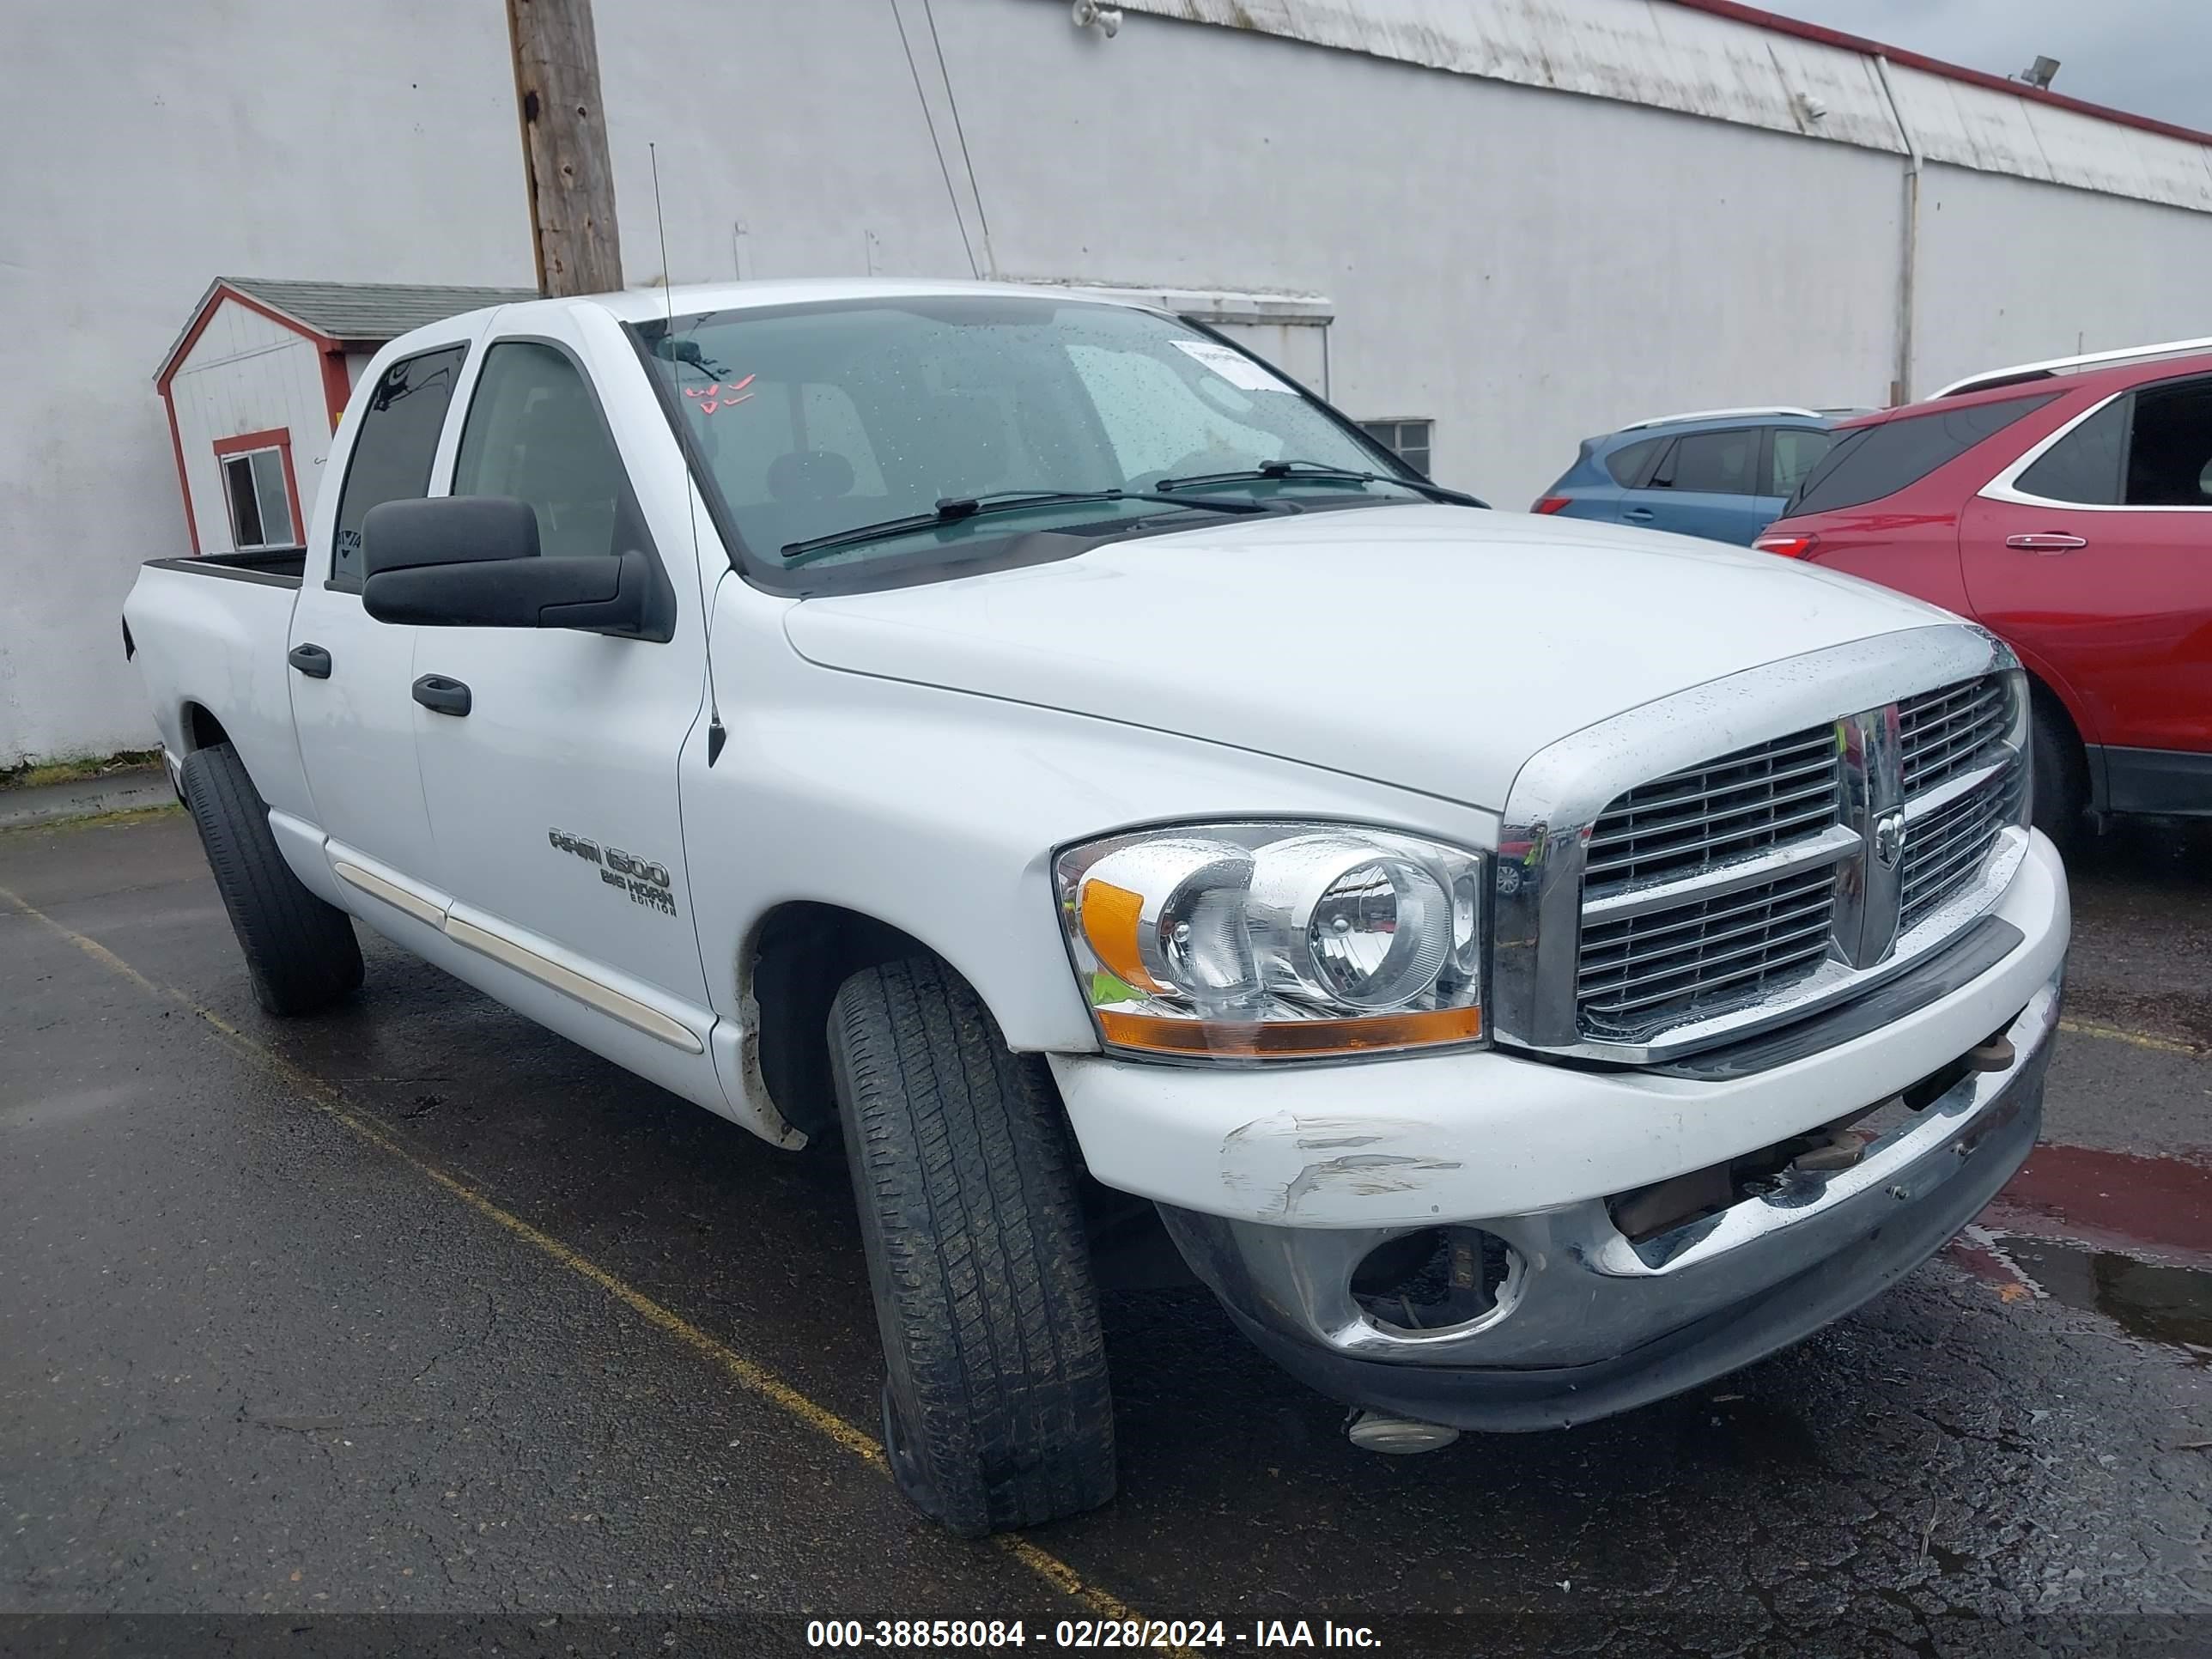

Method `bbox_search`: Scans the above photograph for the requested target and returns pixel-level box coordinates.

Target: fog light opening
[1351,1226,1516,1334]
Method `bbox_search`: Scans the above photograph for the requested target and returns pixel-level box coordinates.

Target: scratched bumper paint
[1152,973,2059,1428]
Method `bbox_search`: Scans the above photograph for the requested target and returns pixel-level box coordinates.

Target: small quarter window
[1359,419,1433,477]
[2016,398,2126,506]
[1605,436,1667,487]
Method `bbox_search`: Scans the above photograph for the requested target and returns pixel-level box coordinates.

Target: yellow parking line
[1,882,1180,1644]
[2057,1017,2205,1059]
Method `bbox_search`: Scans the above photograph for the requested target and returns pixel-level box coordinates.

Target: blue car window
[1606,436,1667,487]
[1654,429,1758,494]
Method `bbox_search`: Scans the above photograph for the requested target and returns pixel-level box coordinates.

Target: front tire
[828,956,1116,1536]
[180,743,363,1016]
[2030,696,2086,857]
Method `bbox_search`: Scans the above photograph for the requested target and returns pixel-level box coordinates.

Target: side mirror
[360,496,670,640]
[363,495,540,579]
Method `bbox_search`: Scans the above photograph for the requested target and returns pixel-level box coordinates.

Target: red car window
[1791,393,2056,515]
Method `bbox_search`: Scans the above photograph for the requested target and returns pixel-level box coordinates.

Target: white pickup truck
[125,279,2069,1536]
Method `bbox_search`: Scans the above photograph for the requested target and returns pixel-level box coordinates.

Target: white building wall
[167,301,335,553]
[1910,165,2212,398]
[599,0,1911,503]
[3,0,2210,763]
[0,1,530,767]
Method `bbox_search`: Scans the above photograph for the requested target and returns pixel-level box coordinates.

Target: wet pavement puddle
[1948,1139,2212,1360]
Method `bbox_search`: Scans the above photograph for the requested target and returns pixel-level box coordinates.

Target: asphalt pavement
[3,810,2209,1658]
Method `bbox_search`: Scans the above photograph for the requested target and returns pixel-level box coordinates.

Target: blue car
[1531,407,1848,545]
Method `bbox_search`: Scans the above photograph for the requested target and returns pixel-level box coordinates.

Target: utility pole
[506,0,623,296]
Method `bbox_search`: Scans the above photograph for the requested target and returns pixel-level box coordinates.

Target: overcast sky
[1762,0,2209,130]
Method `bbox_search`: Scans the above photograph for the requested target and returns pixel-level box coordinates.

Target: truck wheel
[2030,697,2085,857]
[828,956,1116,1536]
[180,743,363,1017]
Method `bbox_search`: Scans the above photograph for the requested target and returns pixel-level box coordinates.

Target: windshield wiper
[781,487,1269,566]
[1155,459,1486,507]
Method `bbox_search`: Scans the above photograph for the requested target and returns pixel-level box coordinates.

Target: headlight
[1054,822,1486,1062]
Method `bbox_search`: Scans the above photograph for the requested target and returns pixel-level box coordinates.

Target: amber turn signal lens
[1096,1004,1482,1059]
[1078,877,1168,994]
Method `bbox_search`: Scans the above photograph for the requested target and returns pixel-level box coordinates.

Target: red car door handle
[2005,532,2087,553]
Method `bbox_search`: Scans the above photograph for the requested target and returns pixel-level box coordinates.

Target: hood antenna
[653,140,726,766]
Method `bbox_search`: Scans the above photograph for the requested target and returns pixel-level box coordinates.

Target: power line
[887,0,979,280]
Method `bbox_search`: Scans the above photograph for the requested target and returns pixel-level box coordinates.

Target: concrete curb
[0,766,177,830]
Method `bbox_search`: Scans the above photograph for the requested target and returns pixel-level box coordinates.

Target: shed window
[1359,419,1433,477]
[221,447,295,549]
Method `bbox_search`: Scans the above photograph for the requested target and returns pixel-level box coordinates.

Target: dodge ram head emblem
[1873,808,1906,872]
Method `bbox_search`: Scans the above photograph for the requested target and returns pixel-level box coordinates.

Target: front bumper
[1157,971,2057,1431]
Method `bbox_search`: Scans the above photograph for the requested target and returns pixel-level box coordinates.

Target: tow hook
[1346,1409,1461,1454]
[1966,1034,2014,1072]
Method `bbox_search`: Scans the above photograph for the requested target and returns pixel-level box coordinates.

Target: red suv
[1755,342,2212,844]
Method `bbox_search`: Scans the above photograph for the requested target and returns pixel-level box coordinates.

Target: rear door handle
[412,674,472,717]
[1623,507,1656,521]
[2004,532,2087,553]
[287,642,332,679]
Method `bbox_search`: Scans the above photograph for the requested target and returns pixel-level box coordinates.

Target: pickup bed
[125,277,2069,1535]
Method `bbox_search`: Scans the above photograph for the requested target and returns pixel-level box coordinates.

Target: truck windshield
[635,295,1420,587]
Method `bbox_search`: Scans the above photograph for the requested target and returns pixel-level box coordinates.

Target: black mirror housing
[362,495,540,579]
[364,550,667,637]
[358,495,676,641]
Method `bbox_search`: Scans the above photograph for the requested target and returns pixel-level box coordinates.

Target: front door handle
[2005,532,2087,553]
[287,642,332,679]
[412,674,472,717]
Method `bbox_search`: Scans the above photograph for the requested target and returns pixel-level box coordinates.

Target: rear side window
[1790,393,2054,515]
[331,344,468,591]
[1654,428,1759,495]
[2015,398,2126,505]
[1605,435,1666,487]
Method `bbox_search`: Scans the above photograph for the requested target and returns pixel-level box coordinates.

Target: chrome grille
[1569,675,2024,1045]
[1898,675,2020,933]
[1577,866,1837,1039]
[1583,726,1842,888]
[1575,726,1844,1038]
[1899,676,2008,793]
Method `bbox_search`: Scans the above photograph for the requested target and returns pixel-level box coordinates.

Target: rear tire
[2030,696,2087,858]
[180,743,363,1016]
[828,955,1116,1536]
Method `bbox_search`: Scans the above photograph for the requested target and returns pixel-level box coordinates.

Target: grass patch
[1,748,164,791]
[1,803,183,837]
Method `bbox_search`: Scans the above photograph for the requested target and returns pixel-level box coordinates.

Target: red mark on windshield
[683,373,757,416]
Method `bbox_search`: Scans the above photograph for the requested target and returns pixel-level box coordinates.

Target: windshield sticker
[1170,339,1292,393]
[683,373,757,416]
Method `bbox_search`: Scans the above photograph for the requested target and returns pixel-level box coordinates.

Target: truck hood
[781,505,1953,811]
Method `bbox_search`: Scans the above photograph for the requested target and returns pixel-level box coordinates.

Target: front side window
[332,343,467,590]
[1766,428,1834,498]
[1792,393,2055,516]
[1654,428,1759,495]
[452,342,629,559]
[2123,376,2212,506]
[221,447,295,549]
[636,296,1419,589]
